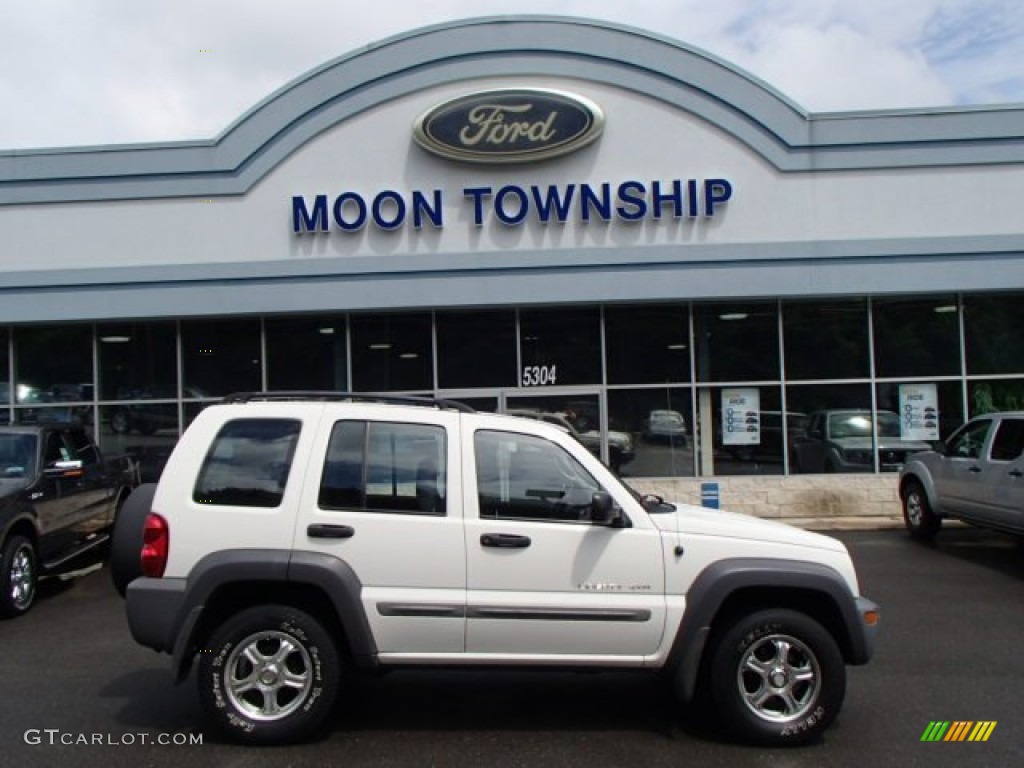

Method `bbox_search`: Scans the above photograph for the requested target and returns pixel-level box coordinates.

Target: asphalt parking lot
[1,527,1021,768]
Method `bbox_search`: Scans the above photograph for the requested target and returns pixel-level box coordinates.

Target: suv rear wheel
[706,609,845,746]
[198,604,340,744]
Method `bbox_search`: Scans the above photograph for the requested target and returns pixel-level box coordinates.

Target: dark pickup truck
[0,423,138,617]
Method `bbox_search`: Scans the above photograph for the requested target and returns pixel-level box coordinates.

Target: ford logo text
[413,88,604,164]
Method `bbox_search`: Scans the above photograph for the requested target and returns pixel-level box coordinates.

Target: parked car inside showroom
[505,409,635,473]
[792,409,931,473]
[899,411,1024,539]
[642,409,688,446]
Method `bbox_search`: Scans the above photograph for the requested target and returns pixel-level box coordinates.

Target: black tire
[0,535,38,619]
[706,609,846,746]
[110,483,157,596]
[198,605,340,745]
[901,480,941,540]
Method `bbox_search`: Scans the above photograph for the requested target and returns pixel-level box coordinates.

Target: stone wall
[628,474,905,530]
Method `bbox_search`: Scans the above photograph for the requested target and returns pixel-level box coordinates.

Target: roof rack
[220,391,476,413]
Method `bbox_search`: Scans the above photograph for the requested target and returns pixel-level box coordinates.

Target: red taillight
[140,513,169,578]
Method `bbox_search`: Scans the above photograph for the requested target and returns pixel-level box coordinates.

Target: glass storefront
[2,292,1021,480]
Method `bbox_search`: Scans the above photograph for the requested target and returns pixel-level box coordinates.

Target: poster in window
[722,388,760,446]
[899,383,939,441]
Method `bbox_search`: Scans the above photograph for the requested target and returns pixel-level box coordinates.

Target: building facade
[2,17,1023,517]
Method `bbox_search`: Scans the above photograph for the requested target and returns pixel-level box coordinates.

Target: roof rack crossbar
[220,391,476,413]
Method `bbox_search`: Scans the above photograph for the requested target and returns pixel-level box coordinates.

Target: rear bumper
[125,577,187,653]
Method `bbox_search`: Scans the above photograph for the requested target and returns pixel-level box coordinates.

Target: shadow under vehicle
[792,409,931,473]
[899,410,1024,540]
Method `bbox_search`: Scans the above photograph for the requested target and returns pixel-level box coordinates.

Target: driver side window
[474,430,604,523]
[948,419,992,459]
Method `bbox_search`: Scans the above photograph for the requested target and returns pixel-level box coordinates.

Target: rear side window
[194,419,301,507]
[990,419,1024,461]
[319,420,447,515]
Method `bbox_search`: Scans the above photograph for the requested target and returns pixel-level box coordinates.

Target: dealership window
[519,307,601,386]
[694,302,779,383]
[701,386,784,476]
[1,328,8,421]
[14,324,94,404]
[969,379,1024,417]
[608,388,693,477]
[266,316,348,391]
[182,319,261,397]
[786,383,872,474]
[875,381,964,443]
[783,299,869,381]
[436,310,517,388]
[351,313,433,392]
[98,322,178,400]
[872,296,960,378]
[604,304,691,384]
[963,292,1024,375]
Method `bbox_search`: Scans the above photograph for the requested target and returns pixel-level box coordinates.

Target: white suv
[112,393,878,746]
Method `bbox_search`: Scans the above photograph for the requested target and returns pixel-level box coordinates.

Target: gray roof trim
[0,234,1020,324]
[2,16,1024,206]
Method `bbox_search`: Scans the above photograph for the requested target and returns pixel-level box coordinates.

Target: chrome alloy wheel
[905,489,925,527]
[224,630,314,721]
[8,543,35,610]
[737,633,821,723]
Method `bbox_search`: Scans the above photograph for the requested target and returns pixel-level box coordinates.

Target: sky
[1,0,1023,151]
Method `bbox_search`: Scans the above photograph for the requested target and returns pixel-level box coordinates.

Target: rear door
[296,406,466,656]
[985,416,1024,531]
[463,416,665,661]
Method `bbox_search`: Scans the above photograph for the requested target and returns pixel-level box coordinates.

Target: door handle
[968,466,982,473]
[480,533,531,548]
[307,524,355,539]
[1009,469,1023,479]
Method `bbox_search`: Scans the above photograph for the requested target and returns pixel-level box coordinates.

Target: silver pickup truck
[899,411,1024,539]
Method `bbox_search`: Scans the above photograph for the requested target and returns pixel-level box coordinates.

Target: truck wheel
[0,535,37,618]
[198,605,340,745]
[110,483,157,596]
[901,480,940,540]
[707,609,845,746]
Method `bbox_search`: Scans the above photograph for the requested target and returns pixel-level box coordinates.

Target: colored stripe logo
[921,721,997,742]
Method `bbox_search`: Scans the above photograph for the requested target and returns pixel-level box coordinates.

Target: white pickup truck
[112,393,878,746]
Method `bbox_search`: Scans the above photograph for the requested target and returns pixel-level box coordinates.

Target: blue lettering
[333,192,367,231]
[651,180,684,219]
[580,183,612,222]
[616,180,647,221]
[531,184,575,223]
[704,178,733,217]
[687,179,699,217]
[292,195,328,233]
[495,185,528,226]
[372,190,406,230]
[412,189,443,229]
[463,187,491,227]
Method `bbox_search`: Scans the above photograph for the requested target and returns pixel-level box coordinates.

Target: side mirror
[45,459,83,478]
[590,491,623,527]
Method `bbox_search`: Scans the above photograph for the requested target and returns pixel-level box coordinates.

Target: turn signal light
[140,513,169,578]
[862,608,880,626]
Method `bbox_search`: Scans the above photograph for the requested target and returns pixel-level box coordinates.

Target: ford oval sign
[413,88,604,164]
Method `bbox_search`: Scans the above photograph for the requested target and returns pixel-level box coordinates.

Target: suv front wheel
[706,609,846,746]
[198,604,341,744]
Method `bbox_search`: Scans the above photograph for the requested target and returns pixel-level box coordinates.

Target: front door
[462,417,665,659]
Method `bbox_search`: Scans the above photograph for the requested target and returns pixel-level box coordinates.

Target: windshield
[0,433,37,488]
[828,412,901,439]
